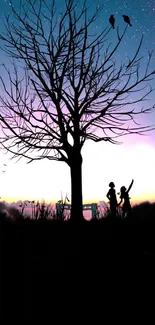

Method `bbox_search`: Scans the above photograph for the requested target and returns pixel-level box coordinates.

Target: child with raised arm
[118,179,134,218]
[107,182,118,218]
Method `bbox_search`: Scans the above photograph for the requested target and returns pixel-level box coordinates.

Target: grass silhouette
[2,201,155,320]
[2,201,155,257]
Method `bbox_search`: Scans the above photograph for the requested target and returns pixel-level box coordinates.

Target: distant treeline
[0,201,155,223]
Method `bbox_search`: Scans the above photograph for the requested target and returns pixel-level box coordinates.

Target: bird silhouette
[109,15,115,29]
[122,15,132,26]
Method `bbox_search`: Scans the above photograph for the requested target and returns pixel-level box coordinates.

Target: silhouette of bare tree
[0,0,155,220]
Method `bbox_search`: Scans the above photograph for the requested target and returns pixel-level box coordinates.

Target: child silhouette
[118,179,134,218]
[107,182,117,217]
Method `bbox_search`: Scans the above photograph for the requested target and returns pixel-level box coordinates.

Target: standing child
[107,182,117,217]
[118,179,134,218]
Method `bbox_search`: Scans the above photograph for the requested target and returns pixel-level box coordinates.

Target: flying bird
[109,14,115,29]
[122,15,132,26]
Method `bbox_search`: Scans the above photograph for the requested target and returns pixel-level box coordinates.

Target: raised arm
[127,179,134,193]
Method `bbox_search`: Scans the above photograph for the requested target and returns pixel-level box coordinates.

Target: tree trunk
[70,153,83,222]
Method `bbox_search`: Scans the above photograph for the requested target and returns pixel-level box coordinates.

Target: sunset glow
[1,138,155,205]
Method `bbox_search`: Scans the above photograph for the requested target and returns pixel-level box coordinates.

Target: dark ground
[1,213,155,320]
